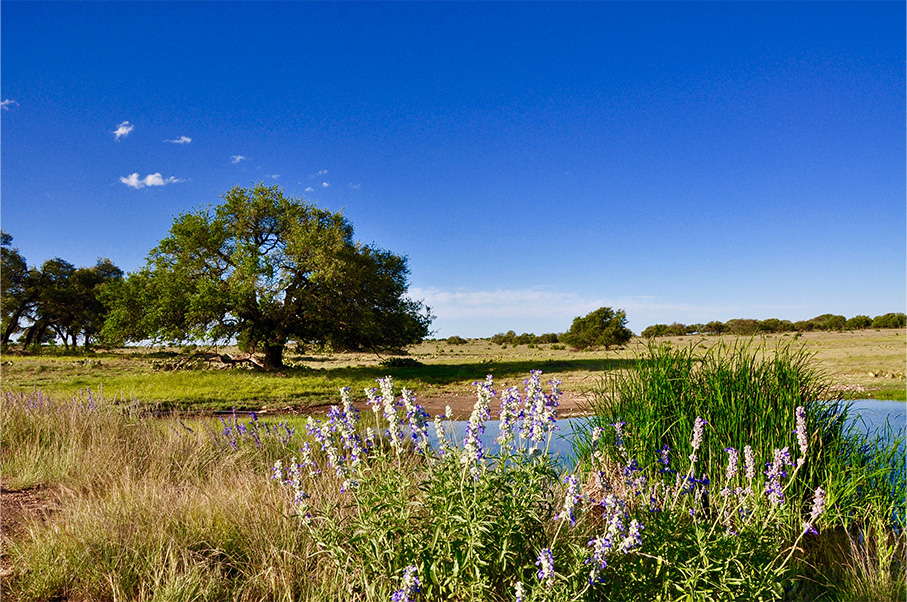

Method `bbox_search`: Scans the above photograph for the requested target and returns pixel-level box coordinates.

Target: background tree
[1,232,41,346]
[103,183,432,369]
[71,260,124,349]
[2,233,123,350]
[845,315,872,330]
[18,258,123,350]
[22,258,77,349]
[562,307,633,350]
[871,312,906,329]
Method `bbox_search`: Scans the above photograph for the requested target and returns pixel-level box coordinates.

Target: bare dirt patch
[1,483,58,578]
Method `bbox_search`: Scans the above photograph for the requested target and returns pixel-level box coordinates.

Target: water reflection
[430,400,905,465]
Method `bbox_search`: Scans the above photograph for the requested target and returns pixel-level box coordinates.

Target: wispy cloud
[349,183,361,190]
[268,174,280,179]
[304,186,314,192]
[1,99,19,110]
[231,155,248,164]
[408,287,603,320]
[120,172,183,189]
[316,169,328,176]
[321,182,330,188]
[165,135,192,144]
[113,121,134,140]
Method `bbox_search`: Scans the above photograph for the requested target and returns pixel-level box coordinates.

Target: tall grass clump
[1,389,318,601]
[577,340,905,600]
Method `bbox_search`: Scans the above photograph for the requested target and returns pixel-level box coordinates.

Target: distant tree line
[490,331,562,346]
[1,232,123,350]
[641,313,906,339]
[489,307,634,351]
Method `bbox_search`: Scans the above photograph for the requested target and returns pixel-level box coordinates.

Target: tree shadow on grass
[290,357,636,388]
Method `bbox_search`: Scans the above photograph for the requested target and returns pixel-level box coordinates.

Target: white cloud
[113,121,134,140]
[1,99,19,110]
[120,172,182,189]
[321,182,330,188]
[408,287,603,320]
[231,155,248,164]
[165,135,192,144]
[268,174,280,179]
[304,186,314,192]
[316,169,328,176]
[349,183,361,190]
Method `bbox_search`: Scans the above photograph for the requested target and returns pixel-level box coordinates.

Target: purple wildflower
[658,445,674,474]
[689,417,707,463]
[802,486,826,534]
[536,548,555,587]
[743,445,756,481]
[557,473,583,526]
[618,520,644,554]
[720,447,739,498]
[496,385,522,446]
[765,447,792,507]
[586,534,611,583]
[391,565,420,602]
[795,406,808,468]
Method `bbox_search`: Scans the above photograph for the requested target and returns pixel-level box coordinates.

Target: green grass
[2,329,904,411]
[0,349,630,411]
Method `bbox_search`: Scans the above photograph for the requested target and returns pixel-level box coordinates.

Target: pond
[430,399,906,465]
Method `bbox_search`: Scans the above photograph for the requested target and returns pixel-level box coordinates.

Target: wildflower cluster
[266,374,829,600]
[584,494,644,583]
[270,453,316,518]
[305,388,364,492]
[765,447,793,507]
[365,377,432,457]
[217,408,295,450]
[535,547,555,588]
[519,370,561,443]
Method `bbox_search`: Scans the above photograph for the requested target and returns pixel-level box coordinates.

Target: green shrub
[872,313,906,329]
[379,357,425,368]
[562,307,632,350]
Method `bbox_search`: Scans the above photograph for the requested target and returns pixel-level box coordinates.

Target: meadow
[0,329,904,413]
[1,335,904,601]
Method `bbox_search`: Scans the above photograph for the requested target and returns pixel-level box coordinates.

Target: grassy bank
[2,343,904,600]
[1,330,903,411]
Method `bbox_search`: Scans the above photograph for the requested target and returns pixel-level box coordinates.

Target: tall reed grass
[577,339,906,600]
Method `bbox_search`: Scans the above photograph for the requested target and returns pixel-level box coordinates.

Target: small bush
[379,357,425,368]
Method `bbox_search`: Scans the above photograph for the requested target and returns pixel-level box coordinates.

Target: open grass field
[1,329,904,413]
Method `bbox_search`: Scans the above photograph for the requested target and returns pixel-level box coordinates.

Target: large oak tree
[103,184,432,369]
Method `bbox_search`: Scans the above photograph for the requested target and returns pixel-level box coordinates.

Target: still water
[431,400,906,465]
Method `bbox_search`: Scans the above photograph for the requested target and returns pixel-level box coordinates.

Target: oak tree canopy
[103,184,432,369]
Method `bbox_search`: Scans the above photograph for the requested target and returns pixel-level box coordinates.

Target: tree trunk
[261,343,284,371]
[1,305,26,345]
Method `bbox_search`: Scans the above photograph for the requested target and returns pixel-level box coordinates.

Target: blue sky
[2,2,904,337]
